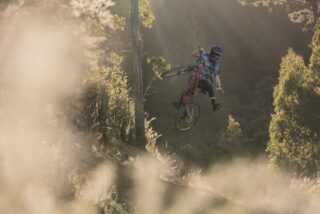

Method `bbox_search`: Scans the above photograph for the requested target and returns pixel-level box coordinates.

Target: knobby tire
[175,103,200,131]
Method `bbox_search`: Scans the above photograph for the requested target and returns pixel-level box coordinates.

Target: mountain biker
[173,44,224,111]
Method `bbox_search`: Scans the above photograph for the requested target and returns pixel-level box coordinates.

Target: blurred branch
[238,0,320,29]
[144,75,157,98]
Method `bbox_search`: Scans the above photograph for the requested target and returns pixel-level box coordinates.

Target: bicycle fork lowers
[175,65,203,131]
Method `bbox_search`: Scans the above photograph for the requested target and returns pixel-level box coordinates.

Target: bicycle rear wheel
[175,103,200,131]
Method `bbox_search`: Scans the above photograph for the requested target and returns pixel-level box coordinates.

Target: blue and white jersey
[193,52,221,80]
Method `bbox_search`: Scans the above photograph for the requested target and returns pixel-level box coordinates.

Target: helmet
[210,45,223,56]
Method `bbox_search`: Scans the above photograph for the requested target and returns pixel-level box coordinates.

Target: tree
[71,0,157,150]
[131,0,146,149]
[217,115,244,158]
[238,0,320,29]
[226,115,243,145]
[268,23,320,176]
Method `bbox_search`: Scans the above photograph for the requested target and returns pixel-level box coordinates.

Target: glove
[216,86,225,95]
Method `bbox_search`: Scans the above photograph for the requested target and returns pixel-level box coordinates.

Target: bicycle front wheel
[175,103,200,131]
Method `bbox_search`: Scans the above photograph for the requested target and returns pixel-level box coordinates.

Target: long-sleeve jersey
[193,51,221,80]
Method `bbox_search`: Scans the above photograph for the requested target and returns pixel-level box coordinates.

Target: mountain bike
[174,64,204,131]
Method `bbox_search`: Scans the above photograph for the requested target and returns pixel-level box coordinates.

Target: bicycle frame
[181,64,203,118]
[173,64,203,131]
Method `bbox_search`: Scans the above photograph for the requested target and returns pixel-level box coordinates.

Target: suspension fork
[193,66,201,100]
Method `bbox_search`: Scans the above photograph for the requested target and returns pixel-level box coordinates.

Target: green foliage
[226,115,243,144]
[80,52,134,143]
[70,0,136,146]
[105,53,135,137]
[75,0,159,148]
[145,117,162,155]
[215,115,244,160]
[310,22,320,85]
[220,115,243,146]
[111,14,126,31]
[268,39,320,176]
[0,1,137,212]
[238,0,319,29]
[146,56,171,79]
[139,0,155,28]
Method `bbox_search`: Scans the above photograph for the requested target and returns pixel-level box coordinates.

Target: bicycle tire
[174,103,200,131]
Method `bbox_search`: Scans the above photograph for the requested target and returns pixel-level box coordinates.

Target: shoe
[172,101,181,109]
[212,102,221,112]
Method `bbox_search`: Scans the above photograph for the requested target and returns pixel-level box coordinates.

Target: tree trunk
[131,0,146,149]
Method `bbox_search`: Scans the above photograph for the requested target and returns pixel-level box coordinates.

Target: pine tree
[218,115,243,156]
[226,115,243,145]
[131,0,146,149]
[268,25,320,176]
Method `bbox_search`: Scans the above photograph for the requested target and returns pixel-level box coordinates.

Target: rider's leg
[197,80,221,111]
[172,77,195,109]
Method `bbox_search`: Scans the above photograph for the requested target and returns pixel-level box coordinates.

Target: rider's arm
[215,75,222,89]
[213,63,222,89]
[215,75,224,95]
[191,50,200,57]
[191,47,204,58]
[212,63,224,94]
